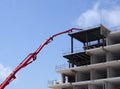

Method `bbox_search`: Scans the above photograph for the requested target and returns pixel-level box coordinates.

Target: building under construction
[48,25,120,89]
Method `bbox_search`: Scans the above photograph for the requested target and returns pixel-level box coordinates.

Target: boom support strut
[0,28,81,89]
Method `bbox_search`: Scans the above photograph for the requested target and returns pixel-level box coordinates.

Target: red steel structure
[0,28,81,89]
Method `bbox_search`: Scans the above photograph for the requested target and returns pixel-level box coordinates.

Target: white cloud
[0,64,12,82]
[102,8,120,27]
[76,2,101,28]
[76,1,120,28]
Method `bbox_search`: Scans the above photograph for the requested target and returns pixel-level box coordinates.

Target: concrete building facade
[48,25,120,89]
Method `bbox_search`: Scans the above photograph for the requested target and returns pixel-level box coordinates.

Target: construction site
[1,1,120,89]
[48,25,120,89]
[1,24,120,89]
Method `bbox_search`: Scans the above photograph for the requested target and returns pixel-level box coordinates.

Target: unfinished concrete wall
[76,71,90,82]
[106,37,116,45]
[106,52,119,61]
[91,55,106,64]
[110,67,120,77]
[106,37,120,45]
[91,69,107,80]
[89,85,103,89]
[106,33,120,45]
[108,67,117,78]
[105,82,116,89]
[74,85,88,89]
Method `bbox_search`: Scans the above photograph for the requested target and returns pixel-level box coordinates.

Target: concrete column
[104,82,108,89]
[73,86,75,89]
[89,84,102,89]
[106,52,112,61]
[61,74,66,83]
[105,82,115,89]
[88,84,92,89]
[91,55,97,64]
[107,67,117,78]
[106,52,116,61]
[75,72,78,82]
[108,67,119,77]
[90,69,94,80]
[107,67,111,78]
[106,37,110,45]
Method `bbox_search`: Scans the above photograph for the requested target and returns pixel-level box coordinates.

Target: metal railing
[63,48,84,55]
[55,63,69,71]
[48,80,62,85]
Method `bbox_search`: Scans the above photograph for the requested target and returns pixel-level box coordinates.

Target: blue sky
[0,0,120,89]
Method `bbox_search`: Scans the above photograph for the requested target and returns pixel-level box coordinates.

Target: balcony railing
[63,48,84,56]
[55,63,69,71]
[48,80,62,86]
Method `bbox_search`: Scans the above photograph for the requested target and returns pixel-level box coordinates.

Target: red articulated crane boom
[0,28,81,89]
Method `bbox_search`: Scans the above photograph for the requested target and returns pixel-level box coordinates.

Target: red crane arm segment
[0,28,81,89]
